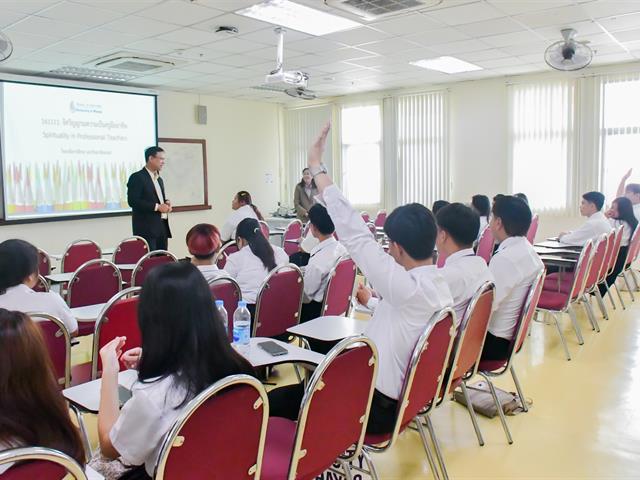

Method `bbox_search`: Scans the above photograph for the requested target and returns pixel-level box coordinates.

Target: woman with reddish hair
[186,223,228,283]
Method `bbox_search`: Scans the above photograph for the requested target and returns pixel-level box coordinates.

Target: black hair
[625,183,640,195]
[431,200,450,215]
[384,203,436,260]
[471,194,491,218]
[298,168,317,189]
[144,146,164,163]
[236,191,264,221]
[612,196,638,236]
[137,262,255,406]
[436,203,480,247]
[582,191,605,211]
[307,204,335,236]
[492,195,532,237]
[236,218,276,271]
[0,240,39,294]
[514,192,529,205]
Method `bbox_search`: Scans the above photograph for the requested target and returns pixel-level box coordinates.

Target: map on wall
[157,138,210,212]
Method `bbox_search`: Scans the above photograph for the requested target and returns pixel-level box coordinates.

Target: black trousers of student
[598,246,628,296]
[268,383,398,435]
[289,251,310,267]
[480,332,511,361]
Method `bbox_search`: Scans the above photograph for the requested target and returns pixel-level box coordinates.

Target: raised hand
[121,347,142,370]
[308,122,330,168]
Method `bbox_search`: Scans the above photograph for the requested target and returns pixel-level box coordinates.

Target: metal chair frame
[66,259,123,308]
[27,312,71,388]
[0,446,88,480]
[60,239,101,273]
[111,235,150,263]
[320,255,357,317]
[130,250,178,287]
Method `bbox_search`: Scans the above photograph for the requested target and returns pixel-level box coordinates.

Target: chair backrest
[567,240,595,301]
[365,222,377,239]
[374,210,386,228]
[60,239,101,273]
[67,259,122,308]
[29,313,71,388]
[475,227,494,264]
[287,336,378,480]
[258,220,270,239]
[526,214,539,244]
[0,447,87,480]
[155,375,268,480]
[283,219,304,256]
[361,211,370,223]
[597,229,615,284]
[512,268,546,355]
[91,287,141,379]
[112,236,149,264]
[606,226,624,277]
[321,257,357,317]
[584,234,608,291]
[37,248,52,276]
[253,264,304,337]
[209,276,242,340]
[214,242,239,270]
[33,275,50,293]
[625,225,640,268]
[131,250,177,287]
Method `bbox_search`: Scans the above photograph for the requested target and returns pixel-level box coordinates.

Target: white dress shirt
[559,211,612,246]
[145,167,167,220]
[610,218,633,247]
[323,184,453,400]
[0,283,78,333]
[225,245,289,304]
[220,205,258,242]
[303,237,347,303]
[634,203,640,223]
[488,236,543,340]
[439,248,494,326]
[196,264,229,283]
[300,231,320,253]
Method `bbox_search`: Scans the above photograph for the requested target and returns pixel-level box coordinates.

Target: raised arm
[617,168,633,198]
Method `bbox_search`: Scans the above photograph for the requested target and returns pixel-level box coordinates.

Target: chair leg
[415,418,441,480]
[605,282,617,310]
[425,414,449,480]
[630,269,640,291]
[361,449,380,480]
[551,313,571,360]
[582,296,600,332]
[460,381,485,446]
[594,288,609,320]
[338,459,354,480]
[69,404,92,462]
[623,272,636,302]
[613,282,627,310]
[479,373,513,445]
[510,365,528,413]
[567,307,584,345]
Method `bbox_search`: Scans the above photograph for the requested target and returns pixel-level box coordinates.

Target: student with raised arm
[269,124,453,435]
[617,169,640,222]
[558,191,612,246]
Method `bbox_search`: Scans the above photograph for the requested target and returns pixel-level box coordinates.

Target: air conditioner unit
[324,0,443,20]
[88,52,180,74]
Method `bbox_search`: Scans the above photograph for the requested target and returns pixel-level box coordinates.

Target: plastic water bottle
[232,301,251,354]
[215,300,228,337]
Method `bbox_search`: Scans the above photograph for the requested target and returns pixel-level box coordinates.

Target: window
[509,81,575,212]
[600,76,640,201]
[340,104,382,206]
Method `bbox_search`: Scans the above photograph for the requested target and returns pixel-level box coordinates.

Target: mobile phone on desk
[258,340,288,357]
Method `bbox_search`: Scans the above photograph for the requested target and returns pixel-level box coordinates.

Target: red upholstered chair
[259,220,271,239]
[283,219,304,257]
[214,242,239,270]
[154,375,268,480]
[37,248,52,276]
[526,214,539,244]
[0,447,88,480]
[91,287,141,380]
[131,250,177,287]
[475,226,494,264]
[602,226,625,310]
[33,275,50,293]
[537,240,594,360]
[254,264,304,338]
[29,313,71,389]
[209,276,242,340]
[261,336,378,480]
[355,310,456,480]
[477,268,545,444]
[60,240,101,273]
[374,210,386,228]
[618,226,640,302]
[112,236,149,286]
[366,222,377,239]
[320,257,357,317]
[361,211,370,223]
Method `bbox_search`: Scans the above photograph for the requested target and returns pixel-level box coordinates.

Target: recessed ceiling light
[236,0,361,36]
[47,66,137,82]
[410,56,483,74]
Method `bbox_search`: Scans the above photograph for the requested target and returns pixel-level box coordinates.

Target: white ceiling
[0,0,640,103]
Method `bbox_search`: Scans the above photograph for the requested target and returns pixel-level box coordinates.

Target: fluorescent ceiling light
[410,56,483,74]
[236,0,361,36]
[47,66,137,82]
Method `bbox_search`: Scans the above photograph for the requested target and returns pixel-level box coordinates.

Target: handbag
[453,381,532,418]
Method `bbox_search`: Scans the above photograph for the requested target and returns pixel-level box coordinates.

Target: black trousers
[598,246,628,296]
[289,252,310,267]
[145,236,168,251]
[480,332,511,361]
[268,383,398,435]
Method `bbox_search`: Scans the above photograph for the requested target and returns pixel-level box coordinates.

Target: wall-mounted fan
[545,28,593,71]
[0,31,13,63]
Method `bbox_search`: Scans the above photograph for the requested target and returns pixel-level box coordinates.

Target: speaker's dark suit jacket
[127,168,172,240]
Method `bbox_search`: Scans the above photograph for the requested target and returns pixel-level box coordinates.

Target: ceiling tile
[126,38,189,55]
[192,12,270,35]
[430,39,493,55]
[500,42,550,56]
[406,27,470,47]
[70,28,146,47]
[239,27,311,45]
[69,0,164,15]
[44,39,115,56]
[323,27,390,46]
[204,37,272,54]
[357,38,422,55]
[215,54,266,67]
[455,17,525,38]
[582,0,640,19]
[610,28,640,43]
[0,58,60,72]
[156,27,218,46]
[515,5,591,29]
[6,16,89,39]
[487,1,573,16]
[598,12,640,32]
[136,0,223,26]
[38,1,125,27]
[482,30,544,48]
[0,1,61,15]
[2,31,59,50]
[193,0,259,11]
[457,48,511,61]
[475,56,526,68]
[534,20,603,41]
[590,51,634,64]
[179,62,235,74]
[105,15,179,36]
[0,11,27,29]
[426,1,505,26]
[369,13,444,36]
[289,37,346,54]
[24,49,92,65]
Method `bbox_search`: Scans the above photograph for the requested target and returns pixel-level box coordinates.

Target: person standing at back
[293,168,318,221]
[220,191,263,242]
[617,169,640,222]
[127,146,172,251]
[558,191,612,246]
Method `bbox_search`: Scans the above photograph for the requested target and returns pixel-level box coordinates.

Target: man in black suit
[127,146,172,251]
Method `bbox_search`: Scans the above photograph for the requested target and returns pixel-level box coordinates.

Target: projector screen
[0,80,157,221]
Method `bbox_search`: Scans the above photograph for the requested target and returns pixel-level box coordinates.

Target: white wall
[0,89,281,258]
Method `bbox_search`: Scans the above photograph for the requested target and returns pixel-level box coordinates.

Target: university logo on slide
[69,101,103,114]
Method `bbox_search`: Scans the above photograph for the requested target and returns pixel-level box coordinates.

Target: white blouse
[220,205,258,242]
[196,264,229,283]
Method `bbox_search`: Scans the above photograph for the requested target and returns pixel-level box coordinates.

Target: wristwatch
[309,163,328,177]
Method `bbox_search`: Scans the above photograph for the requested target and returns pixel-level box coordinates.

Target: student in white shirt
[482,195,544,361]
[616,168,640,223]
[185,223,228,283]
[559,191,612,246]
[269,124,453,435]
[95,262,254,479]
[220,191,263,242]
[225,218,289,316]
[0,239,78,335]
[300,204,347,323]
[0,309,86,475]
[471,194,491,238]
[435,203,494,326]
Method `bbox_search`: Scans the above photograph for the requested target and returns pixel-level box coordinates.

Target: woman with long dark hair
[225,218,288,310]
[94,262,255,479]
[0,309,86,473]
[471,194,491,236]
[293,168,318,221]
[220,191,264,242]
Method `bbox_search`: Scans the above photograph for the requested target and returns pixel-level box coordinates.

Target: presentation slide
[0,81,157,220]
